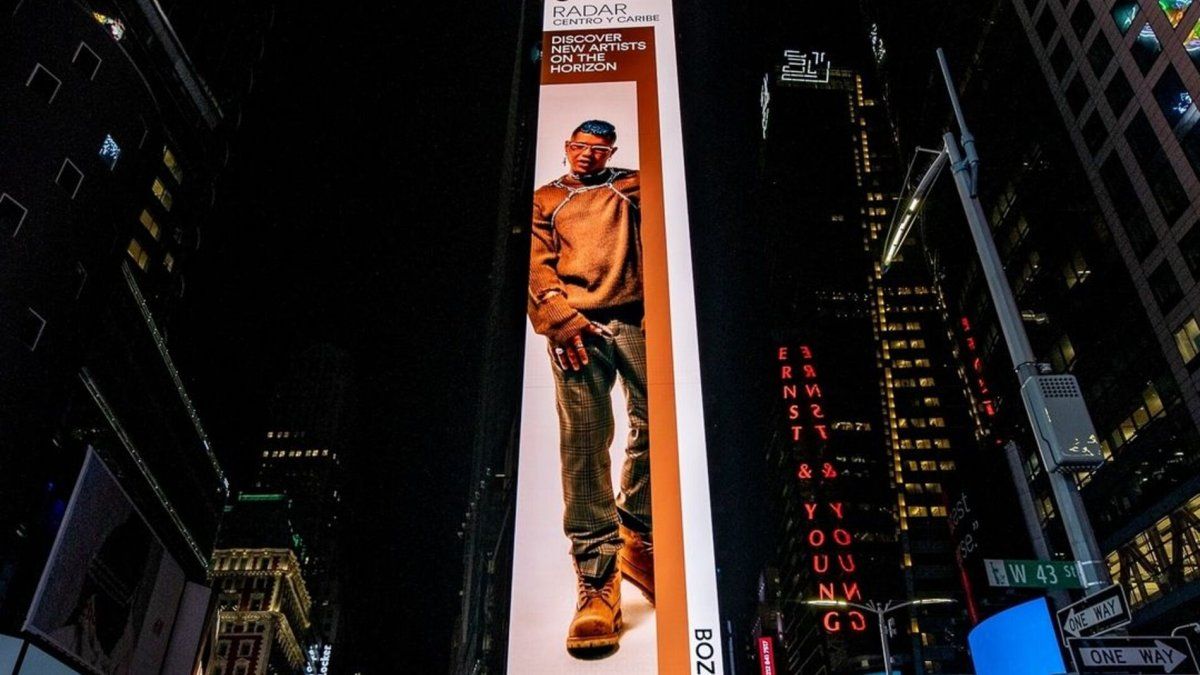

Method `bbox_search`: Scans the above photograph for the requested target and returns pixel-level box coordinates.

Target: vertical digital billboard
[506,1,724,673]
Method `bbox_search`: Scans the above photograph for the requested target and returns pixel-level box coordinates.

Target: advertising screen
[24,450,186,675]
[967,598,1067,675]
[506,1,724,673]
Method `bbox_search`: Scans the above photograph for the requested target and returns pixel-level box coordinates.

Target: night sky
[172,4,526,671]
[170,2,822,671]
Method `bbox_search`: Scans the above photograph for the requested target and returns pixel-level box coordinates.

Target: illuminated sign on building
[779,344,867,635]
[305,644,331,675]
[780,50,830,84]
[758,637,777,675]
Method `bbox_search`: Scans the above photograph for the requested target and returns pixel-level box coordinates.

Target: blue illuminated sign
[968,598,1067,675]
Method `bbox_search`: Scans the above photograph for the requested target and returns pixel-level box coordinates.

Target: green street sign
[983,559,1084,590]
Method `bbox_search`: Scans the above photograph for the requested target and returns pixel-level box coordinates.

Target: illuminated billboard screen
[968,598,1067,675]
[24,450,188,675]
[505,1,724,673]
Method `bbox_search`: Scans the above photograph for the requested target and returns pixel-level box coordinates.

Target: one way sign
[1057,584,1130,638]
[1068,636,1199,674]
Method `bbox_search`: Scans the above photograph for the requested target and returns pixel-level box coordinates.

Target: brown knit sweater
[528,168,642,343]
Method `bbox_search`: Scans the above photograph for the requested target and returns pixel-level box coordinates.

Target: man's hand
[554,322,613,371]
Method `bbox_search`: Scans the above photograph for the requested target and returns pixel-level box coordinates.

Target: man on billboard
[528,119,655,653]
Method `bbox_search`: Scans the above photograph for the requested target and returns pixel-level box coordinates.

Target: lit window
[930,505,948,517]
[126,238,150,270]
[923,397,940,407]
[1111,0,1139,35]
[1159,0,1192,28]
[914,359,932,368]
[908,506,929,517]
[139,209,160,240]
[933,439,951,449]
[163,252,175,272]
[1174,317,1200,362]
[918,377,936,387]
[929,417,946,427]
[938,461,956,470]
[152,178,173,211]
[92,12,126,40]
[1062,250,1091,288]
[910,339,926,348]
[98,134,121,170]
[163,147,183,183]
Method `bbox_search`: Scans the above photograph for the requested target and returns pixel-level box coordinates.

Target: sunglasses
[565,141,615,156]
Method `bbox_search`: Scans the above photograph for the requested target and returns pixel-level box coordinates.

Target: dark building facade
[0,1,272,672]
[749,19,975,669]
[863,0,1200,640]
[250,345,354,670]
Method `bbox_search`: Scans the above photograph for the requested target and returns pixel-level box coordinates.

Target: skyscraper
[749,20,975,670]
[252,345,354,664]
[1009,0,1200,631]
[863,0,1200,638]
[0,2,272,672]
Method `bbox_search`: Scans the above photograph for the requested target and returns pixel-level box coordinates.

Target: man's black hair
[572,119,617,143]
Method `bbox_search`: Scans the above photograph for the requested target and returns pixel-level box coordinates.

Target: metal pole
[1004,441,1052,560]
[876,605,893,675]
[941,129,1109,588]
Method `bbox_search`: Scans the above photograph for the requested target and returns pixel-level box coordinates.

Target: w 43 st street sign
[984,558,1084,590]
[1057,584,1131,638]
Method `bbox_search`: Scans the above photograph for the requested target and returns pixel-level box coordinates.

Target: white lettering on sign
[780,50,829,84]
[1079,641,1188,670]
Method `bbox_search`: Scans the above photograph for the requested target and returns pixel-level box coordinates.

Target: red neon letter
[843,582,862,602]
[788,404,801,420]
[805,383,823,399]
[812,555,829,573]
[849,611,867,632]
[808,530,826,547]
[814,425,829,440]
[803,365,817,379]
[797,464,812,479]
[821,463,838,479]
[782,385,797,399]
[818,583,835,600]
[823,612,841,632]
[803,503,819,520]
[810,404,825,419]
[778,347,789,360]
[838,554,857,572]
[781,365,793,380]
[833,529,852,546]
[792,426,804,441]
[829,502,844,519]
[800,345,813,359]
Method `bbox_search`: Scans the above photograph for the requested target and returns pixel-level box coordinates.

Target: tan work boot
[618,525,655,605]
[567,566,623,652]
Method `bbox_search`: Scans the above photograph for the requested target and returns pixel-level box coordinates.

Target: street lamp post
[880,48,1112,591]
[802,598,956,675]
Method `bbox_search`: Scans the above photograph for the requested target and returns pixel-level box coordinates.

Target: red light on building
[758,637,777,675]
[778,343,868,634]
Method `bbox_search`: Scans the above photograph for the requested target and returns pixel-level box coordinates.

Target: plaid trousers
[550,317,651,580]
